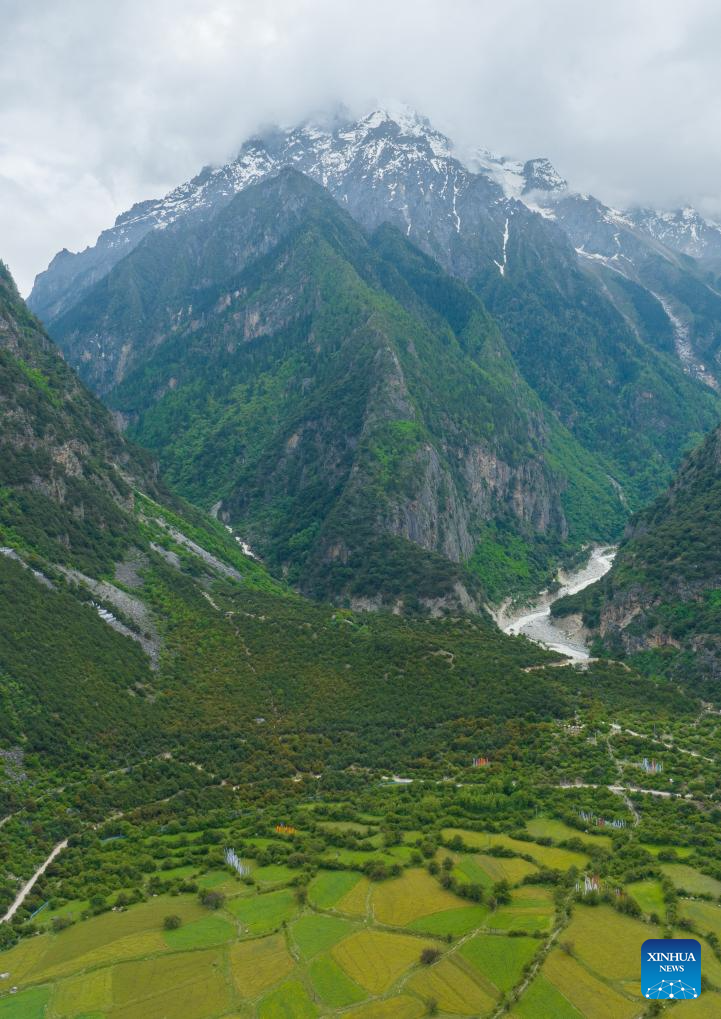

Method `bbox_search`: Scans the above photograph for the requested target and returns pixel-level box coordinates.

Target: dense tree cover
[472,209,721,510]
[47,172,629,608]
[554,423,721,692]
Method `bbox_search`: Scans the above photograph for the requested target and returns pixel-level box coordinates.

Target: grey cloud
[2,0,721,293]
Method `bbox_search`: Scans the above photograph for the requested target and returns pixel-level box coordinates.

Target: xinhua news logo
[642,938,701,1000]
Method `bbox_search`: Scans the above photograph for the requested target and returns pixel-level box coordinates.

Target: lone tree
[199,890,225,910]
[420,947,441,966]
[163,915,182,930]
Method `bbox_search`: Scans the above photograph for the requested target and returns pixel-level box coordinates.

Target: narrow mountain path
[1,839,68,924]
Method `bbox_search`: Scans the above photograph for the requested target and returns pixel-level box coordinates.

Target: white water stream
[496,546,616,660]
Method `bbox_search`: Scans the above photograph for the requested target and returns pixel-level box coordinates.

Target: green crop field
[257,979,317,1018]
[442,828,588,870]
[308,954,367,1008]
[308,870,363,910]
[680,899,721,939]
[526,817,613,851]
[164,914,236,950]
[408,903,490,936]
[227,888,297,935]
[625,879,665,917]
[460,932,540,992]
[490,885,555,932]
[343,995,425,1019]
[290,914,356,959]
[661,864,721,896]
[513,973,584,1018]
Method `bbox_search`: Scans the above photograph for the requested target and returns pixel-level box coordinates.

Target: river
[496,546,616,660]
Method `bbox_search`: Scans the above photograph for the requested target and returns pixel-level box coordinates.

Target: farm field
[560,904,661,982]
[2,800,719,1019]
[661,864,721,896]
[525,817,613,851]
[441,828,588,870]
[680,899,721,939]
[625,879,665,916]
[455,853,538,888]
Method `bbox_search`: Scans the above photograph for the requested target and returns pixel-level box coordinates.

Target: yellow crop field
[543,949,638,1019]
[441,829,587,870]
[110,948,232,1019]
[0,935,49,988]
[474,854,538,885]
[111,972,232,1019]
[406,956,495,1015]
[343,994,425,1019]
[371,868,465,926]
[670,991,721,1017]
[563,904,660,981]
[52,968,112,1015]
[336,876,371,917]
[331,929,437,994]
[39,930,167,982]
[230,933,295,998]
[26,893,204,982]
[112,947,223,1005]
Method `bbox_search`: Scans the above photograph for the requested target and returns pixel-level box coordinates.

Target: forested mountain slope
[553,422,721,691]
[45,170,625,608]
[31,108,721,516]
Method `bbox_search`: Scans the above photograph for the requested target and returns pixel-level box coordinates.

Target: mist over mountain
[6,8,721,1014]
[27,106,721,609]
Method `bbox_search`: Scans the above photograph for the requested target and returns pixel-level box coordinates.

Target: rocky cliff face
[33,170,624,609]
[554,424,721,689]
[32,107,720,518]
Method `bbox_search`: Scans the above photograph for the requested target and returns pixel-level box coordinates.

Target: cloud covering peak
[3,0,721,293]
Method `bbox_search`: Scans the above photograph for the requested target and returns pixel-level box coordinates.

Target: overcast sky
[3,0,721,293]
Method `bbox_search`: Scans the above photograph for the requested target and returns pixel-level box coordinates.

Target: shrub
[199,890,225,910]
[163,915,182,930]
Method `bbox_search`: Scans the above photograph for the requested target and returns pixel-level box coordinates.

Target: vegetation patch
[661,864,721,897]
[0,986,51,1019]
[308,870,363,910]
[490,886,555,932]
[514,973,584,1018]
[408,904,490,937]
[308,953,367,1008]
[257,978,318,1018]
[227,888,297,936]
[52,969,112,1016]
[460,932,539,992]
[290,914,355,960]
[163,914,235,950]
